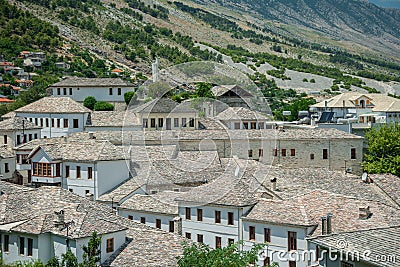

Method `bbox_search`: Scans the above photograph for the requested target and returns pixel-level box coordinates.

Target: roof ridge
[298,198,311,225]
[309,225,400,240]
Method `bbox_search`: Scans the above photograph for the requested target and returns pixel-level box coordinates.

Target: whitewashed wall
[50,86,134,102]
[118,210,175,232]
[17,112,89,138]
[179,204,252,248]
[242,220,312,267]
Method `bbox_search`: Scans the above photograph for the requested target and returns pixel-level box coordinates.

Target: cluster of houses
[0,51,49,102]
[0,76,398,267]
[310,92,400,136]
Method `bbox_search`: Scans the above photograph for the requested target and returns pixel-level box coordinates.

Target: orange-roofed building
[0,98,15,103]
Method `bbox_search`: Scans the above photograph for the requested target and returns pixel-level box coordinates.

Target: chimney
[359,206,372,220]
[54,210,65,228]
[88,132,95,139]
[86,192,94,201]
[343,100,345,107]
[173,216,182,235]
[321,216,327,235]
[324,101,328,108]
[270,178,277,191]
[326,213,332,234]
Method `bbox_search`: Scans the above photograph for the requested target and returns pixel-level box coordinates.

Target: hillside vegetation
[1,0,400,119]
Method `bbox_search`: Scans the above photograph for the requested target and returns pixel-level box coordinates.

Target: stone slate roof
[15,97,91,114]
[0,183,127,239]
[310,226,400,267]
[88,111,140,127]
[15,131,125,151]
[15,137,65,151]
[120,191,182,216]
[105,223,186,267]
[311,92,400,112]
[211,85,253,97]
[129,148,226,187]
[1,111,16,119]
[0,146,15,158]
[58,128,360,150]
[174,158,265,207]
[50,77,133,87]
[198,118,226,130]
[245,190,400,237]
[97,178,144,204]
[264,168,393,205]
[176,175,258,207]
[131,97,197,114]
[130,128,362,142]
[28,139,125,162]
[70,131,125,145]
[369,174,400,207]
[0,182,186,266]
[215,107,270,121]
[0,117,41,131]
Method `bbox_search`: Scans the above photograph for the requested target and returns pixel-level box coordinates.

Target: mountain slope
[191,0,400,58]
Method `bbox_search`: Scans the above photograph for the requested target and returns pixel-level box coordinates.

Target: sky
[369,0,400,8]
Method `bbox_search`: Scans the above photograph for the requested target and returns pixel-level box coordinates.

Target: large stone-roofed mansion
[26,138,130,199]
[0,182,186,266]
[14,97,91,138]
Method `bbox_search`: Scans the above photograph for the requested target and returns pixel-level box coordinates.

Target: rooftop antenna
[361,172,367,182]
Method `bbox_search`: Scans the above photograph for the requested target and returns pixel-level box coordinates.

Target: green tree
[61,250,78,267]
[177,241,274,267]
[275,97,316,121]
[124,91,137,105]
[81,232,101,267]
[195,82,214,98]
[45,257,60,267]
[94,101,114,111]
[363,124,400,176]
[83,96,97,110]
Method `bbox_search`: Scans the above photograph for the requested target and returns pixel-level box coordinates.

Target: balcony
[31,162,61,184]
[31,176,61,184]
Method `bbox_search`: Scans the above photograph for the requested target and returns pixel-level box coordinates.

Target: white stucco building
[27,139,130,199]
[118,191,182,233]
[242,189,400,267]
[47,77,135,103]
[131,97,199,130]
[0,146,16,182]
[176,174,258,248]
[310,92,400,124]
[0,183,127,265]
[215,107,272,130]
[0,117,41,147]
[14,97,91,138]
[0,181,187,266]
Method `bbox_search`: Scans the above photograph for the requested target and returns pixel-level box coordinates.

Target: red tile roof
[0,98,15,103]
[111,68,123,73]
